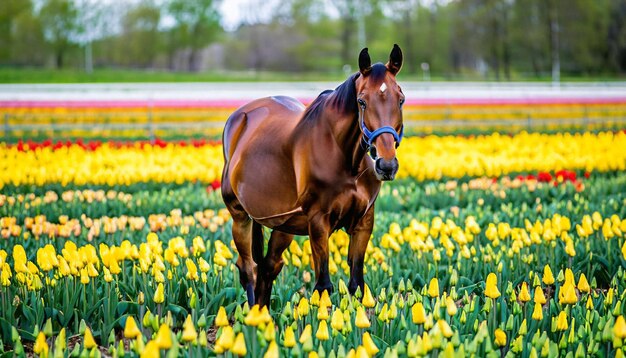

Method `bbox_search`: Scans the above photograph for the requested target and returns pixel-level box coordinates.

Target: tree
[607,0,626,73]
[277,0,342,72]
[331,0,359,66]
[167,0,221,71]
[74,0,113,73]
[509,0,550,76]
[39,0,79,68]
[120,1,161,68]
[0,0,35,63]
[11,6,46,65]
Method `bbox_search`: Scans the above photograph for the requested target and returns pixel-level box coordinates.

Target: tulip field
[2,130,626,357]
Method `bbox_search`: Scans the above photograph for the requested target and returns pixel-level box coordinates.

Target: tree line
[1,0,625,79]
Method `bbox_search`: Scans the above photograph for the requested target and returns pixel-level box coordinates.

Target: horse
[221,45,405,307]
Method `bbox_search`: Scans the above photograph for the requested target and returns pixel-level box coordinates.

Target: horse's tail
[252,220,265,264]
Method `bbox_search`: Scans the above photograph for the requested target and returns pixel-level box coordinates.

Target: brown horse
[221,45,405,307]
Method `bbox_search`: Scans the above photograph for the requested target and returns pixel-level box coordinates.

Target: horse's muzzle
[375,157,399,181]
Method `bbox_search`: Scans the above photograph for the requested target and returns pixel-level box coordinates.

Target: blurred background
[0,0,625,140]
[1,0,625,80]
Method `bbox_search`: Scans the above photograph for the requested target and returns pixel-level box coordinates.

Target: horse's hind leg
[309,214,333,294]
[347,205,374,295]
[255,229,294,307]
[232,215,257,305]
[222,182,257,305]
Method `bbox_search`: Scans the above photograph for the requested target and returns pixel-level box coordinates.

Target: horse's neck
[322,107,367,175]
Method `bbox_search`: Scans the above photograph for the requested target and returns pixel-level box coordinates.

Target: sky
[218,0,260,31]
[218,0,289,31]
[216,0,440,31]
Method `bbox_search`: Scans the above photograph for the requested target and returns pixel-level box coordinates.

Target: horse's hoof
[348,280,363,296]
[314,283,334,295]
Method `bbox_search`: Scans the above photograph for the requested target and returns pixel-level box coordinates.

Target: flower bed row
[2,131,625,188]
[1,206,626,357]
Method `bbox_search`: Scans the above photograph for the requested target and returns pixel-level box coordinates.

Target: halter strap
[359,109,404,150]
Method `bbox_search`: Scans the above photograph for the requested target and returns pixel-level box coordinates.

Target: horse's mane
[327,72,360,116]
[301,63,387,122]
[301,72,360,122]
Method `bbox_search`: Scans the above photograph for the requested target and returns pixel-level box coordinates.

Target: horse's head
[355,44,404,181]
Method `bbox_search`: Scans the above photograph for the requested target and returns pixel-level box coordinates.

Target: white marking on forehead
[380,83,387,93]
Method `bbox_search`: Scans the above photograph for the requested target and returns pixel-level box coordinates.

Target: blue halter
[359,109,404,150]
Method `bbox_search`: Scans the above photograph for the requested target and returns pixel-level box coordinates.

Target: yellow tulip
[412,302,426,324]
[578,274,590,293]
[245,304,263,326]
[155,324,172,349]
[299,324,312,344]
[362,332,379,356]
[185,259,199,281]
[445,296,457,316]
[283,326,296,348]
[607,288,615,305]
[263,320,276,342]
[215,326,234,351]
[320,290,332,308]
[33,332,49,356]
[559,281,578,305]
[438,320,454,338]
[80,268,90,285]
[260,306,272,325]
[362,284,376,308]
[485,273,501,299]
[84,327,97,349]
[494,328,507,347]
[317,304,329,321]
[355,306,371,328]
[263,341,279,358]
[518,319,528,336]
[154,283,165,304]
[428,277,440,298]
[124,316,141,339]
[519,282,531,302]
[565,239,576,257]
[556,311,568,331]
[231,333,247,356]
[181,315,197,343]
[297,297,310,317]
[309,290,320,306]
[331,309,345,331]
[534,286,547,304]
[355,346,369,358]
[141,340,159,358]
[216,306,229,327]
[543,265,555,285]
[532,302,543,321]
[316,320,329,341]
[422,331,433,353]
[615,316,626,339]
[55,328,67,351]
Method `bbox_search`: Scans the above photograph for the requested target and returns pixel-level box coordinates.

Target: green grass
[0,67,347,83]
[1,67,624,84]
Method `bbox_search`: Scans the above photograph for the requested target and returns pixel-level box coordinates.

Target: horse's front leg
[347,204,374,295]
[308,213,333,294]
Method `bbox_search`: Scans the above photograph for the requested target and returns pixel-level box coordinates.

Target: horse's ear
[387,44,403,75]
[359,47,372,75]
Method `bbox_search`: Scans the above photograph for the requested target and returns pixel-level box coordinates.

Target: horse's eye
[399,98,405,108]
[357,99,367,109]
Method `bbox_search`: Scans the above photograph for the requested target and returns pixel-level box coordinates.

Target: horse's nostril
[375,158,399,179]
